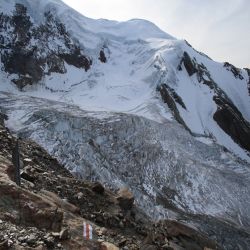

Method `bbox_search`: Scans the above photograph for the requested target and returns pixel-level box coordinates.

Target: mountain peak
[0,0,174,42]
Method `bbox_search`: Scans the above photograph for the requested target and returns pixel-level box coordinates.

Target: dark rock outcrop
[176,52,250,153]
[213,95,250,152]
[0,4,92,89]
[116,188,134,210]
[163,85,186,110]
[99,50,107,63]
[244,68,250,95]
[196,63,215,89]
[0,113,7,124]
[61,47,91,70]
[197,63,250,153]
[158,84,191,133]
[178,51,197,76]
[92,182,105,194]
[224,62,244,80]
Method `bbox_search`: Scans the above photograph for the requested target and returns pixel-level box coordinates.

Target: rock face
[158,84,190,133]
[213,95,250,152]
[245,68,250,95]
[179,51,197,76]
[0,158,63,232]
[142,220,219,250]
[224,62,244,80]
[0,3,91,89]
[2,188,63,231]
[176,51,250,153]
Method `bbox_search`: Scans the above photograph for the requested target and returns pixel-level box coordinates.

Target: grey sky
[62,0,250,68]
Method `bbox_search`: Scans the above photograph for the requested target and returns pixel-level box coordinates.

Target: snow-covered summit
[0,0,174,43]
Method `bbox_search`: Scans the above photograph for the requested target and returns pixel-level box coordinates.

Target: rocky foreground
[0,112,220,250]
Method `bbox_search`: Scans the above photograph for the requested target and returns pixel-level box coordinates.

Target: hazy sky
[62,0,250,68]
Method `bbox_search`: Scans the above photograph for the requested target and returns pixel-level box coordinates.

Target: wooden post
[12,138,21,186]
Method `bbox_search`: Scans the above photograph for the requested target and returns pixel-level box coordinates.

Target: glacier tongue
[1,92,250,230]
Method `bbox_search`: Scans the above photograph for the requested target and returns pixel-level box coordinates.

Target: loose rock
[116,188,134,210]
[92,182,105,194]
[59,228,70,240]
[101,241,119,250]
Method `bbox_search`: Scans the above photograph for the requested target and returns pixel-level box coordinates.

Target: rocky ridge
[172,50,250,152]
[0,3,92,89]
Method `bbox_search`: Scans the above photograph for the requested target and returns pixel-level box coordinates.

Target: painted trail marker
[83,222,93,240]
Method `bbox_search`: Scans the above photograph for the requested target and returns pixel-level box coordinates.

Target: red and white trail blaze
[83,222,93,240]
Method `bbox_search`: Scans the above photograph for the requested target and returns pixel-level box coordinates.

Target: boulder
[92,182,105,194]
[116,188,134,210]
[213,95,250,152]
[20,171,35,182]
[100,242,119,250]
[164,220,217,249]
[59,228,70,240]
[0,240,9,250]
[22,205,63,232]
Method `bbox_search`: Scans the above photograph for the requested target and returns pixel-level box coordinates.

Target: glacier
[0,0,250,248]
[1,92,250,225]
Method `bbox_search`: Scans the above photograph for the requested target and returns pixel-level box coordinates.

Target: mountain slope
[0,0,249,162]
[0,1,250,248]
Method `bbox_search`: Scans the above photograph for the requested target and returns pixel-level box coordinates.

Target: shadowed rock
[158,84,191,133]
[180,51,197,76]
[213,95,250,152]
[0,4,92,89]
[224,62,244,80]
[244,68,250,95]
[116,188,134,210]
[99,50,107,63]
